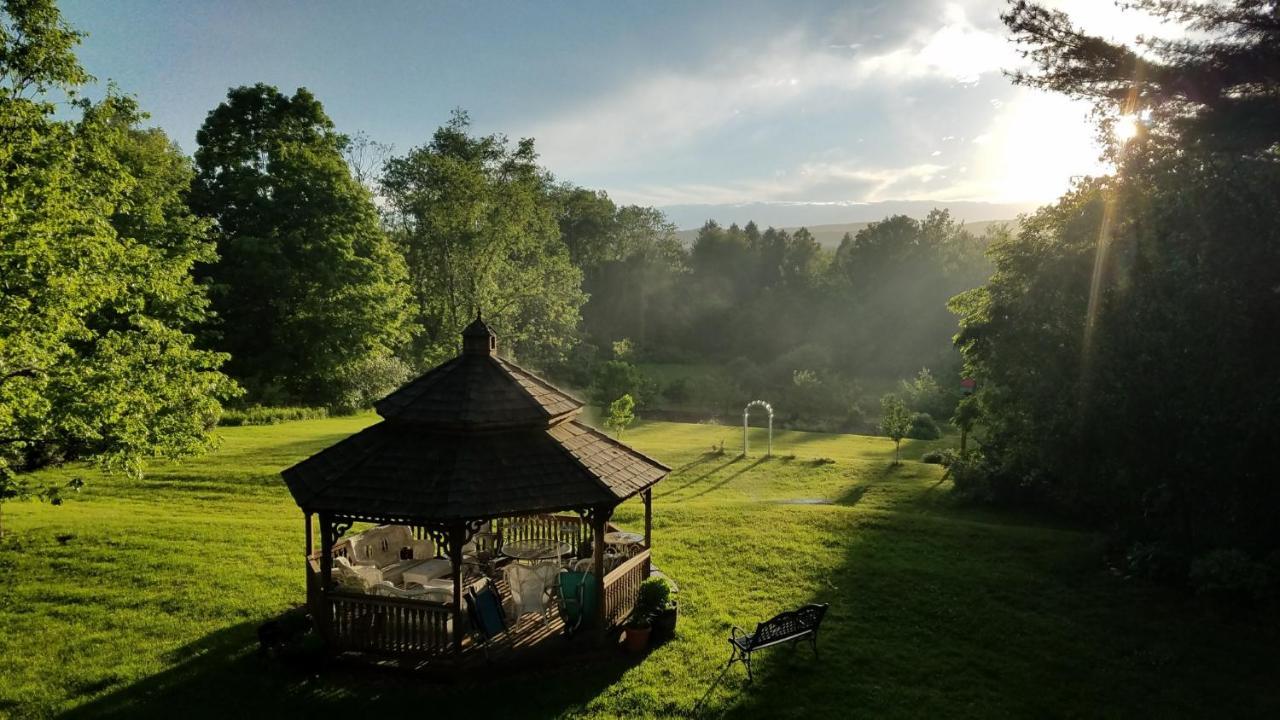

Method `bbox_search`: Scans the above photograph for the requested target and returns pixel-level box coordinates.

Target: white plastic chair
[533,561,561,606]
[504,563,551,626]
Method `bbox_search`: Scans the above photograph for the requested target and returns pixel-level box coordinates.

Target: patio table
[604,531,644,556]
[501,538,572,564]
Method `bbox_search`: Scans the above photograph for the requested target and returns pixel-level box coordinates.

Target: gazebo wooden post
[318,511,333,591]
[304,512,315,612]
[591,505,613,644]
[317,511,334,639]
[304,511,313,556]
[448,524,466,654]
[643,489,652,547]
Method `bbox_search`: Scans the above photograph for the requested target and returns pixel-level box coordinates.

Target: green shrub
[330,353,413,415]
[630,576,672,627]
[662,377,692,404]
[907,412,941,440]
[921,451,944,464]
[589,360,653,408]
[1125,542,1189,585]
[218,405,329,427]
[948,451,993,500]
[1189,549,1273,604]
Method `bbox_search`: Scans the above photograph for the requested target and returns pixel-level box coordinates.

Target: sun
[1114,114,1141,142]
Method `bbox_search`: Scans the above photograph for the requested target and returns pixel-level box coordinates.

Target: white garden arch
[743,400,774,457]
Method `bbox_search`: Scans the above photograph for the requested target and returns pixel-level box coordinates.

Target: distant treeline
[550,201,997,432]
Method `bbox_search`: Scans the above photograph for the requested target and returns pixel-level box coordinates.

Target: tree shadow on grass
[675,458,768,503]
[63,615,639,719]
[654,456,742,500]
[704,475,1280,720]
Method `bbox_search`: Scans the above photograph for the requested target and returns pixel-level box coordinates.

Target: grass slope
[1,416,1276,719]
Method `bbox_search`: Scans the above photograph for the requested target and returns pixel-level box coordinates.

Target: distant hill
[660,199,1037,236]
[674,218,1017,249]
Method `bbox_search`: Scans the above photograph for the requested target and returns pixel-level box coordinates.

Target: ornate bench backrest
[751,603,829,647]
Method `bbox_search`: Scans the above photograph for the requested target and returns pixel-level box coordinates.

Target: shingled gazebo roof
[281,315,669,523]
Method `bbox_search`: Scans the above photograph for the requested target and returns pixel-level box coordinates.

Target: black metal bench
[727,603,829,681]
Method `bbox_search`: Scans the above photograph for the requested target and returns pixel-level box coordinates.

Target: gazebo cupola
[281,317,669,657]
[461,312,497,355]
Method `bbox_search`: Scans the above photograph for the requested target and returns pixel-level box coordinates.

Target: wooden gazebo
[281,315,669,660]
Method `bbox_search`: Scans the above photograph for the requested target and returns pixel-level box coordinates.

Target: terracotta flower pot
[623,625,651,653]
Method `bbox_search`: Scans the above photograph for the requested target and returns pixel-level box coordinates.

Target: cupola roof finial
[461,309,496,356]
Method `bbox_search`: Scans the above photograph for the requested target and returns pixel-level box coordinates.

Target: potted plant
[623,577,670,652]
[623,609,653,653]
[645,577,677,641]
[623,577,674,651]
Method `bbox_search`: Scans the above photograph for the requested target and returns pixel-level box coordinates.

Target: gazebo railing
[491,514,591,551]
[328,591,453,656]
[603,549,651,628]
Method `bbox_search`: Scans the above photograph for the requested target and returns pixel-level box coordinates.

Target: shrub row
[218,405,329,426]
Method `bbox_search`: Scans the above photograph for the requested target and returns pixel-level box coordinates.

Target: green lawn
[2,416,1277,718]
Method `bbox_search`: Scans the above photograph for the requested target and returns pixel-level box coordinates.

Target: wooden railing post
[643,489,652,548]
[448,524,465,654]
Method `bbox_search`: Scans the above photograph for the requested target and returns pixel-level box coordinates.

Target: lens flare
[1114,115,1140,142]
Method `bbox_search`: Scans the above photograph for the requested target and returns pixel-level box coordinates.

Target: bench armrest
[730,625,748,643]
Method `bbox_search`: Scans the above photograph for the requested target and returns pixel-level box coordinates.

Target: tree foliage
[954,0,1280,566]
[879,394,912,463]
[381,111,584,368]
[1003,0,1280,156]
[1,0,237,512]
[605,393,636,439]
[190,83,414,408]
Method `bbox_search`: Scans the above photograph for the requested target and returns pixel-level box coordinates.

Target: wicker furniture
[504,563,555,626]
[400,558,453,587]
[339,524,434,584]
[727,604,830,682]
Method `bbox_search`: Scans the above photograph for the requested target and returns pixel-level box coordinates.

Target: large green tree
[953,0,1280,562]
[1,0,237,531]
[190,84,414,409]
[552,187,688,353]
[381,112,584,367]
[826,210,994,379]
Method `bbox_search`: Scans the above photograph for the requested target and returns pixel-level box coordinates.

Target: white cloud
[940,89,1107,203]
[856,4,1017,85]
[526,3,1020,176]
[527,2,1112,207]
[618,86,1108,207]
[618,160,952,207]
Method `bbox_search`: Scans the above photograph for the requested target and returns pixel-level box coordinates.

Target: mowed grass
[2,416,1278,719]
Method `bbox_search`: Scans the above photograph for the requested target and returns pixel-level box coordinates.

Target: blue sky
[63,1,1160,213]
